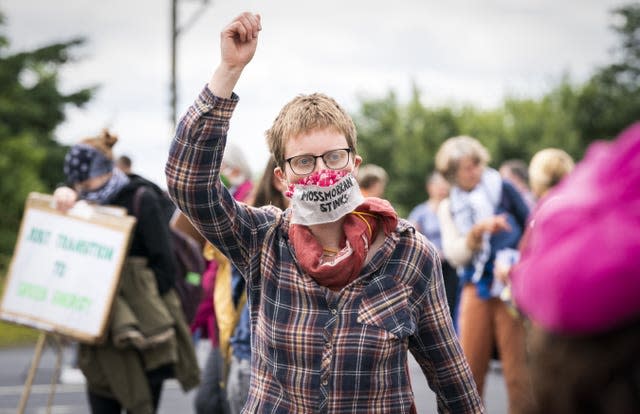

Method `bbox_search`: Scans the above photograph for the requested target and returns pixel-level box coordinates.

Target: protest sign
[0,193,136,343]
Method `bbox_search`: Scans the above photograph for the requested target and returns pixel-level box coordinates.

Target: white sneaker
[60,366,85,385]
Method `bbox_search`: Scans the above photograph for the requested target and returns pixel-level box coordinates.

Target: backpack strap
[132,186,147,218]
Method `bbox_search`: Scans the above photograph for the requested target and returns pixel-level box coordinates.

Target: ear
[352,154,363,175]
[274,165,286,184]
[272,172,287,193]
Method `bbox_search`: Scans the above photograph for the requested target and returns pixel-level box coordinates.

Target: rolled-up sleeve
[165,86,276,275]
[438,198,473,267]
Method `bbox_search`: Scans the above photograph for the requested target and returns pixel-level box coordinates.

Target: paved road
[0,343,508,413]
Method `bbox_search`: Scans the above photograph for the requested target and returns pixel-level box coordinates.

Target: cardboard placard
[0,193,136,343]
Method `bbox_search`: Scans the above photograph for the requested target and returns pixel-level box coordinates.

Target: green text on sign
[51,291,92,312]
[17,282,48,301]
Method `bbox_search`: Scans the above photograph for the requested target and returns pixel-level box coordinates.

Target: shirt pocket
[357,276,416,340]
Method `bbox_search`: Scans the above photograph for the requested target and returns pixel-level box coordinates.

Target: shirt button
[330,308,337,315]
[322,380,328,386]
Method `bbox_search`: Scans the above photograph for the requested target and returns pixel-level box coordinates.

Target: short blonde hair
[528,148,575,198]
[265,93,357,169]
[435,135,490,183]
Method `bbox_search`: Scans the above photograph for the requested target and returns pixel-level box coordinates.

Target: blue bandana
[63,144,114,185]
[81,168,130,205]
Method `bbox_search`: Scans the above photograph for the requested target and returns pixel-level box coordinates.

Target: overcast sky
[3,0,626,187]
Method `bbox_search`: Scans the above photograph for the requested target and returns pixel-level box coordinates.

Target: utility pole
[170,0,210,128]
[170,0,178,128]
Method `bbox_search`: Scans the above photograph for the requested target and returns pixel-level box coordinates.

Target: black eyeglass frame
[284,148,352,175]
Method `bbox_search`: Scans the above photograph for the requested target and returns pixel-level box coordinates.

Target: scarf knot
[289,197,397,291]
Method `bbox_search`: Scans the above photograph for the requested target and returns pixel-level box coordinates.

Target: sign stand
[46,335,64,414]
[17,333,46,414]
[16,333,65,414]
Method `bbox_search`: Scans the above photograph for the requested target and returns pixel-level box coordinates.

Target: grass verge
[0,254,39,348]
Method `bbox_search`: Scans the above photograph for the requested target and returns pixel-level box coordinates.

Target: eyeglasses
[285,148,352,175]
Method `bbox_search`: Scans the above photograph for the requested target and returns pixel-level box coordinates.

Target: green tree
[575,3,640,146]
[353,81,580,216]
[0,12,94,255]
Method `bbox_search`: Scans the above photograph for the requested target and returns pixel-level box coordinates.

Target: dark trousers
[441,260,460,325]
[87,380,164,414]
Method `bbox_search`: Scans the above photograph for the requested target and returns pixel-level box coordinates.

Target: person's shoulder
[501,178,519,194]
[501,179,529,210]
[387,232,438,300]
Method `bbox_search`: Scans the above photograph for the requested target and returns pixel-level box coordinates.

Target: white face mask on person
[287,170,365,226]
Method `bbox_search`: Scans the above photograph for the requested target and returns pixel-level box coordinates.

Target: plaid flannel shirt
[165,86,484,414]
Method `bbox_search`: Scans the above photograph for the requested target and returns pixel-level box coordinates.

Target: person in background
[499,159,535,209]
[356,163,388,198]
[54,129,199,414]
[436,136,532,413]
[408,171,459,325]
[511,122,640,414]
[190,244,229,414]
[191,143,253,414]
[226,157,289,414]
[220,144,254,201]
[166,12,483,413]
[527,148,575,202]
[116,155,133,175]
[493,148,575,286]
[247,157,289,210]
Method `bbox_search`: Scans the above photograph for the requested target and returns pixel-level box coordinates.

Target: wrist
[208,64,244,99]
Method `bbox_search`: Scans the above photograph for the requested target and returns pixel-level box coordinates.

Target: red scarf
[289,198,398,291]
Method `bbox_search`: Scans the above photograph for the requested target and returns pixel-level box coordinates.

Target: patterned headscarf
[63,144,114,185]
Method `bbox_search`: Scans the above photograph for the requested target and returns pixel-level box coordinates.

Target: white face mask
[289,172,365,226]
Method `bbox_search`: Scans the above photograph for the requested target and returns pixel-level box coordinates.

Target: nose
[313,156,328,173]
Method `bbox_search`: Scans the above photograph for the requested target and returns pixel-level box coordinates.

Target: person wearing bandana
[54,130,200,414]
[166,12,483,414]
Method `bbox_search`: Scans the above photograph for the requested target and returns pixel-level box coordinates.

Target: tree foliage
[354,82,579,216]
[574,3,640,145]
[0,12,94,255]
